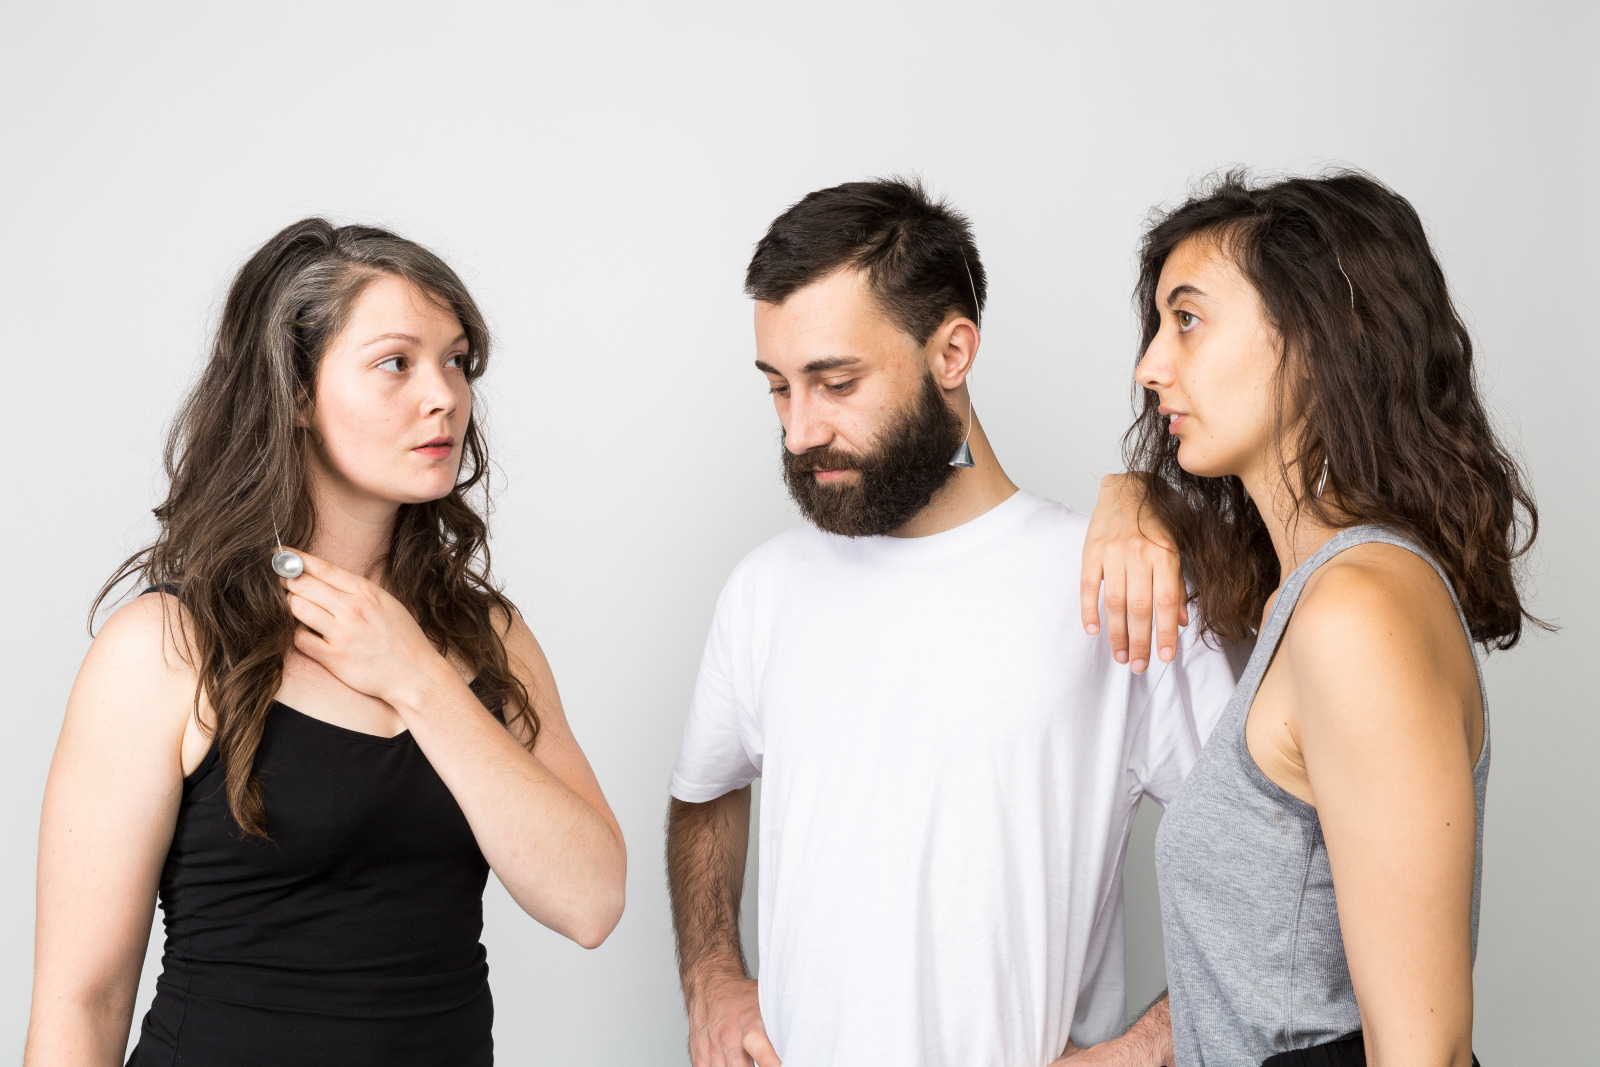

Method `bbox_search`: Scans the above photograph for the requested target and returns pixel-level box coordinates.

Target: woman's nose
[1136,336,1174,391]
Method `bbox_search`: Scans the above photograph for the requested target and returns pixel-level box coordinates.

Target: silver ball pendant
[271,549,305,579]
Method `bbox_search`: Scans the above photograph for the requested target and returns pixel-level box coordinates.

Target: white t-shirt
[670,490,1238,1067]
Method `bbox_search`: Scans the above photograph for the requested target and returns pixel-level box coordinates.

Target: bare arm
[667,788,779,1067]
[1057,992,1172,1066]
[26,595,195,1066]
[1080,473,1187,675]
[1283,556,1480,1067]
[281,551,626,948]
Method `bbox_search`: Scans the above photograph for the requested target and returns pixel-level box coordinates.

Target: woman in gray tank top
[1094,171,1540,1066]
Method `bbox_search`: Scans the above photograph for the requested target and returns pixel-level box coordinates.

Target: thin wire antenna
[962,255,982,331]
[948,255,982,467]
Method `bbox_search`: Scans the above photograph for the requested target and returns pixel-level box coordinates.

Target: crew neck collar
[832,487,1035,563]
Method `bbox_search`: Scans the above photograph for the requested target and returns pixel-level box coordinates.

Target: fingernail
[1160,646,1174,662]
[1086,624,1099,635]
[1132,659,1147,673]
[1115,650,1128,664]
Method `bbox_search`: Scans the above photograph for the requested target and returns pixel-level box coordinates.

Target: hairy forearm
[1064,992,1172,1067]
[1119,992,1173,1066]
[667,789,751,998]
[395,674,625,946]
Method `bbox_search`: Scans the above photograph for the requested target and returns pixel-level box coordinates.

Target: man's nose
[783,390,832,455]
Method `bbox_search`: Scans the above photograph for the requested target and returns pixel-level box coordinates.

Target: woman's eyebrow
[1164,284,1207,308]
[358,331,468,350]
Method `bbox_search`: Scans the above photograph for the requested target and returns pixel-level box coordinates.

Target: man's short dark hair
[744,176,986,346]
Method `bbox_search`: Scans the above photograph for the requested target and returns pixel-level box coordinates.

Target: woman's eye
[1176,311,1198,332]
[377,356,406,373]
[445,354,465,369]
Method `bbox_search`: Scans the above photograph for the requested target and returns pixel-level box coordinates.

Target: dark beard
[782,372,966,537]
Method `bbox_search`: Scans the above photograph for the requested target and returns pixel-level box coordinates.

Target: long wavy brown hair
[94,218,534,837]
[1124,169,1541,650]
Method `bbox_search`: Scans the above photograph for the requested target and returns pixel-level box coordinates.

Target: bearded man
[666,178,1237,1067]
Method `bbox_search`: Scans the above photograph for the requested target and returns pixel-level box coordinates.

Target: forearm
[1063,992,1172,1067]
[667,789,752,999]
[1118,992,1173,1066]
[393,672,625,945]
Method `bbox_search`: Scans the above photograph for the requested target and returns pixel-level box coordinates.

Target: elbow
[567,839,627,949]
[570,883,625,950]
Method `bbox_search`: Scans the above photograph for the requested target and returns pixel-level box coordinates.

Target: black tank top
[128,614,499,1065]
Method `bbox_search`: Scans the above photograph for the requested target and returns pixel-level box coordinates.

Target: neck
[891,413,1018,538]
[304,465,401,582]
[1241,458,1341,588]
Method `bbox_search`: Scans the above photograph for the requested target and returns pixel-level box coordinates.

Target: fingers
[1153,556,1184,665]
[1124,562,1154,674]
[1102,563,1130,668]
[745,1026,782,1067]
[1079,561,1104,637]
[276,566,343,611]
[275,547,358,592]
[292,625,330,661]
[285,588,337,634]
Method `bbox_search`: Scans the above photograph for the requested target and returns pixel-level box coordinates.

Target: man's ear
[928,314,979,390]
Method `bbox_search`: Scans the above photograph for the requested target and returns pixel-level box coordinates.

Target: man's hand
[1080,473,1186,674]
[686,974,780,1067]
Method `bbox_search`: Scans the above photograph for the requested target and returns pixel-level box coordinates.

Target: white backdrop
[2,2,1593,1062]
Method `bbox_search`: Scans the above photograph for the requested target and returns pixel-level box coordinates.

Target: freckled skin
[306,274,474,513]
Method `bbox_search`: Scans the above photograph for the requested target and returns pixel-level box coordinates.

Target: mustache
[783,443,865,474]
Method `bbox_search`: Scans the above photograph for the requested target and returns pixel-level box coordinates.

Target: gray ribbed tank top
[1154,526,1490,1066]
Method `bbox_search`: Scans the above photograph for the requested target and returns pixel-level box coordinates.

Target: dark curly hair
[94,218,534,837]
[1124,169,1541,650]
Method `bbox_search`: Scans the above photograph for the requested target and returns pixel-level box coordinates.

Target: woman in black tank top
[27,220,626,1066]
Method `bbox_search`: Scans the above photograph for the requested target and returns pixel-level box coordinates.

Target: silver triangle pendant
[948,440,976,468]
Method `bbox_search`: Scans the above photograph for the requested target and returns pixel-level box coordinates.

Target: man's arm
[1056,992,1172,1067]
[666,787,780,1067]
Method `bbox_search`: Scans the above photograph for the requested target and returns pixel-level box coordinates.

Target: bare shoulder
[87,591,199,689]
[68,591,199,745]
[1280,544,1478,738]
[1289,544,1460,654]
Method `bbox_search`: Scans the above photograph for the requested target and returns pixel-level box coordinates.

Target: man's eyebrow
[753,356,862,376]
[1164,284,1206,308]
[801,356,860,374]
[359,331,468,349]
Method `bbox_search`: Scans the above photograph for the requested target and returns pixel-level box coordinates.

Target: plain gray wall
[2,1,1593,1062]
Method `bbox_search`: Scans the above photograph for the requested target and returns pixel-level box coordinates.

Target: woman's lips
[413,437,454,458]
[1166,413,1188,433]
